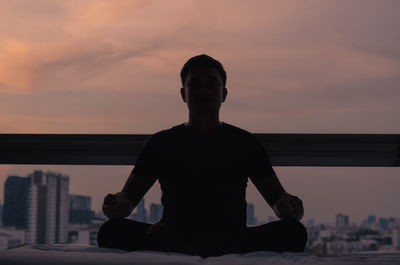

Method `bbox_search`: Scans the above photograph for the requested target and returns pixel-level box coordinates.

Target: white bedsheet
[1,244,399,265]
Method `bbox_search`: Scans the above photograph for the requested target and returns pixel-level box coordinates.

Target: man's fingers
[104,194,116,205]
[280,206,295,219]
[290,195,303,207]
[274,193,304,220]
[293,203,304,220]
[289,195,304,220]
[102,192,134,220]
[276,199,294,219]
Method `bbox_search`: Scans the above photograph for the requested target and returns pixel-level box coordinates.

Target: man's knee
[280,219,308,252]
[97,219,151,251]
[97,220,117,248]
[97,219,131,248]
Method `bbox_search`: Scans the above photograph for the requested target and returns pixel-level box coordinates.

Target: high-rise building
[367,215,376,224]
[70,195,91,210]
[336,214,349,228]
[379,218,389,233]
[131,199,147,222]
[247,203,257,225]
[306,219,318,241]
[149,203,163,223]
[0,203,2,226]
[95,210,106,220]
[26,170,69,244]
[69,195,94,225]
[2,176,31,229]
[388,217,399,229]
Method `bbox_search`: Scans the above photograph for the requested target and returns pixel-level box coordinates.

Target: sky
[0,0,399,225]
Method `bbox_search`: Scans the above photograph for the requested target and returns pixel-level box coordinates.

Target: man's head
[180,54,227,88]
[180,54,228,113]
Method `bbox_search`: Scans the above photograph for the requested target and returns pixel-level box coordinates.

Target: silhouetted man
[97,54,307,257]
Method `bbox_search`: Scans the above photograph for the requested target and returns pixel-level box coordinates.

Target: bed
[1,244,399,265]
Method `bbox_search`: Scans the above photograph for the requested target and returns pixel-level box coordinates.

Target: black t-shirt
[133,122,275,240]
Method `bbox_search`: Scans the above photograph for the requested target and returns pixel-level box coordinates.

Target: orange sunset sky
[1,0,399,224]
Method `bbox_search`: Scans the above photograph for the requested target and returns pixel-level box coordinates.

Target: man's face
[181,66,227,113]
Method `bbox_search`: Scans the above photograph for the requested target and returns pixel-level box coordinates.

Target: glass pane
[1,165,399,253]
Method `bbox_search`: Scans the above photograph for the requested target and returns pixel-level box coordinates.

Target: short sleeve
[247,134,276,180]
[132,134,160,177]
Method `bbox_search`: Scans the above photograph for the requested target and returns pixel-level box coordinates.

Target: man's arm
[250,172,286,208]
[250,173,304,220]
[103,134,160,219]
[122,169,157,208]
[102,169,156,220]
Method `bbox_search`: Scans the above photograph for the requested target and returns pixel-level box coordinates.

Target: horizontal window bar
[0,134,399,166]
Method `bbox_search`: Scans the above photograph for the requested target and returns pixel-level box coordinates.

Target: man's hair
[180,54,227,87]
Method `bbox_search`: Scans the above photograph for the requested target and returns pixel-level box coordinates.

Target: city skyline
[2,170,400,252]
[1,171,398,229]
[1,168,399,226]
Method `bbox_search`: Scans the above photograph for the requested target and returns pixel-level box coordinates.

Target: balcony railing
[0,133,399,166]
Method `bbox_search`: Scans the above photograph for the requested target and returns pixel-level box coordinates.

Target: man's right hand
[272,192,304,221]
[102,191,134,220]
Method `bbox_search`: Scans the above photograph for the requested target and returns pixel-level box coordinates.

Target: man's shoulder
[149,123,186,140]
[221,123,265,151]
[149,122,256,141]
[221,122,255,138]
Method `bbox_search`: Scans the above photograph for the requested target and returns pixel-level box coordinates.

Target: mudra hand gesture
[102,191,134,220]
[273,192,304,220]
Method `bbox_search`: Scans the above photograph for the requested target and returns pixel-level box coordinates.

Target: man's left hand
[272,192,304,220]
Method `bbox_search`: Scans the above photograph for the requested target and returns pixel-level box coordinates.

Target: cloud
[0,0,188,94]
[2,0,399,95]
[0,0,399,134]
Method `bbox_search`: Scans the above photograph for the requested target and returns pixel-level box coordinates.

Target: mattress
[1,244,399,265]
